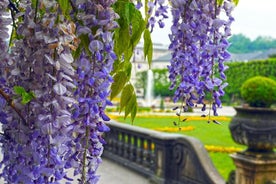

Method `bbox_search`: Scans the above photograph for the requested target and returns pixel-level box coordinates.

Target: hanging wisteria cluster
[1,0,81,183]
[147,0,169,31]
[69,0,118,183]
[135,0,169,31]
[0,0,236,183]
[0,0,117,183]
[168,0,234,117]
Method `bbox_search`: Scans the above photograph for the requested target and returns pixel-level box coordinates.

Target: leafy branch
[111,0,153,121]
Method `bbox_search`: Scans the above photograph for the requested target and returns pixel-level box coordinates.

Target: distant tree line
[228,34,276,53]
[9,33,272,55]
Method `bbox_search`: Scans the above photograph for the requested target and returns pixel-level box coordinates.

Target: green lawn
[113,115,244,180]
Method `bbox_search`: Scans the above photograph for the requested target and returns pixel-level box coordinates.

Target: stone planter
[229,106,276,152]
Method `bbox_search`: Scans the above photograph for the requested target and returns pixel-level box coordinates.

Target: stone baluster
[149,142,156,171]
[125,133,131,159]
[137,137,144,164]
[130,135,137,162]
[117,132,123,156]
[142,140,149,167]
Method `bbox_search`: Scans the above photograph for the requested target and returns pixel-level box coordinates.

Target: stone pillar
[231,152,276,184]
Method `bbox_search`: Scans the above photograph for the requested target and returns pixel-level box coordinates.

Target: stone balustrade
[103,121,225,184]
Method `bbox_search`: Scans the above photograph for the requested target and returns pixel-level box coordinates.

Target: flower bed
[154,126,195,132]
[205,145,242,153]
[109,113,231,122]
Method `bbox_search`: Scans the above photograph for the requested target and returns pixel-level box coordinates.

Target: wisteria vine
[168,0,234,119]
[1,0,81,183]
[68,0,118,183]
[0,0,236,183]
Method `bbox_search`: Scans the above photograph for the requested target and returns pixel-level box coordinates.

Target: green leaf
[110,71,128,100]
[31,0,37,9]
[217,0,224,5]
[21,92,35,105]
[217,0,238,6]
[79,34,91,56]
[124,60,132,80]
[123,46,134,63]
[120,84,134,112]
[233,0,239,5]
[143,29,153,68]
[128,4,145,48]
[73,44,82,59]
[14,86,26,96]
[114,24,131,56]
[113,1,145,60]
[131,102,137,123]
[13,86,36,105]
[113,1,131,56]
[112,60,132,80]
[113,0,131,24]
[57,0,70,16]
[124,92,137,121]
[124,1,131,24]
[111,59,121,75]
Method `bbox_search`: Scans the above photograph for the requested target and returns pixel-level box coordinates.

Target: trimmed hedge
[224,59,276,104]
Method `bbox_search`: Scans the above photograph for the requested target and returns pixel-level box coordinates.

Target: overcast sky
[151,0,276,45]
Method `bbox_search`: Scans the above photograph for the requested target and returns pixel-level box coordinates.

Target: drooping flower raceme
[147,0,169,31]
[67,0,118,183]
[0,0,79,183]
[168,0,234,116]
[0,0,117,183]
[135,0,169,32]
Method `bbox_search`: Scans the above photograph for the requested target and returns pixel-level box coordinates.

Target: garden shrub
[240,76,276,107]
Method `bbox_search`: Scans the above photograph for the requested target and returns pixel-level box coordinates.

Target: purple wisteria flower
[148,0,169,31]
[0,2,118,182]
[168,0,234,116]
[68,0,118,183]
[134,0,169,31]
[0,1,79,183]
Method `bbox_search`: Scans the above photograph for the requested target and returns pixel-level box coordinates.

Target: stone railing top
[103,120,225,184]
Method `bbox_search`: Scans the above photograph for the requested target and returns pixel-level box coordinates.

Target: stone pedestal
[231,152,276,184]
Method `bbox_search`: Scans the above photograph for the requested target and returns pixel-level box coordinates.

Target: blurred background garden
[105,33,276,180]
[101,1,276,181]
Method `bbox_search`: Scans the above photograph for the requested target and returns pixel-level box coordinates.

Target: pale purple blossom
[145,0,169,31]
[168,0,234,115]
[0,1,79,183]
[69,0,117,183]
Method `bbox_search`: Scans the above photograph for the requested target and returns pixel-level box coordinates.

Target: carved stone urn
[229,107,276,184]
[229,106,276,152]
[229,77,276,184]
